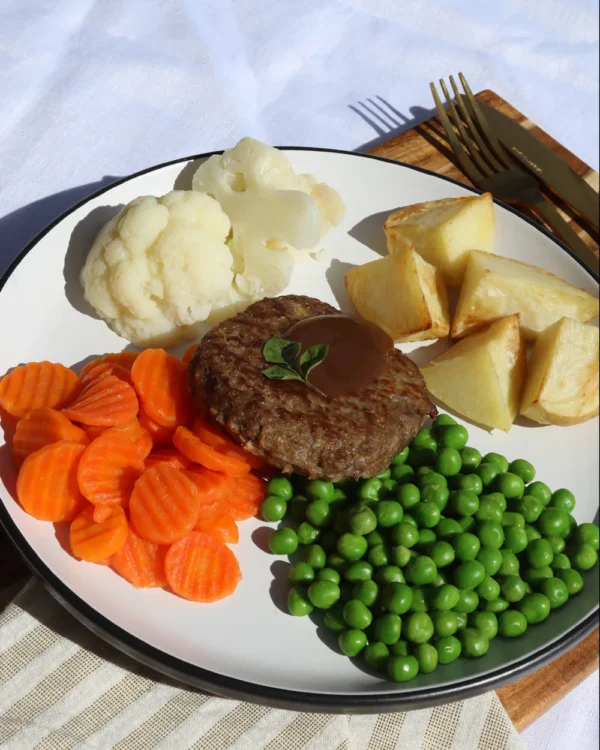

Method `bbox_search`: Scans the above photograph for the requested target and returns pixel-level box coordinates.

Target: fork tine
[430,82,482,185]
[439,78,493,178]
[449,75,504,172]
[458,73,510,166]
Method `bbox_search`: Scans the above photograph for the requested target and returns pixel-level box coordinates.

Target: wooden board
[367,89,599,729]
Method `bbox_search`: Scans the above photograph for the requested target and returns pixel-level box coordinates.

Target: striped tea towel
[0,579,525,750]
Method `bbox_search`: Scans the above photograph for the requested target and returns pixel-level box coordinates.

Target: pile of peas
[260,414,600,683]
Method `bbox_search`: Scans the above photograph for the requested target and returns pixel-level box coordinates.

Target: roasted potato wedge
[344,246,450,342]
[383,193,494,286]
[520,317,599,425]
[421,314,525,431]
[452,250,599,341]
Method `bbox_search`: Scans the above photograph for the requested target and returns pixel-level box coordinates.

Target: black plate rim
[0,146,598,713]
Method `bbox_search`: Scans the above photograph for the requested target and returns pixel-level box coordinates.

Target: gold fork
[431,73,599,275]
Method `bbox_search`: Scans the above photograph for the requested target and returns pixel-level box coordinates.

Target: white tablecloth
[0,1,598,748]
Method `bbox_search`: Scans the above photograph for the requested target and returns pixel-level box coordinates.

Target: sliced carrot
[93,505,113,523]
[80,362,132,388]
[80,352,139,379]
[173,426,250,476]
[62,375,138,427]
[17,441,87,521]
[77,431,145,507]
[226,473,266,521]
[70,505,128,562]
[12,408,88,466]
[192,417,265,470]
[83,424,107,441]
[110,527,167,588]
[165,531,241,602]
[182,343,199,368]
[131,349,192,430]
[184,467,232,523]
[135,430,153,459]
[138,405,174,445]
[145,447,191,471]
[0,362,79,418]
[195,514,239,544]
[129,465,201,544]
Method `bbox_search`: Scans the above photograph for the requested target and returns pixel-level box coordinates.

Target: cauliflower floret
[192,137,345,298]
[81,191,236,347]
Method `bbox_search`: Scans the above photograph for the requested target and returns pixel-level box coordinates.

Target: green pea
[460,447,482,474]
[408,447,437,467]
[498,549,520,576]
[326,552,348,573]
[433,583,460,611]
[338,629,367,657]
[454,560,486,590]
[306,479,334,504]
[411,428,438,452]
[409,586,429,613]
[483,597,509,614]
[352,579,379,607]
[405,556,437,586]
[476,497,504,523]
[526,481,552,506]
[267,477,294,501]
[502,512,525,528]
[515,495,543,524]
[477,463,501,488]
[417,529,437,548]
[389,640,410,657]
[431,611,459,637]
[332,487,349,503]
[477,521,505,550]
[323,603,346,632]
[504,526,528,554]
[381,478,398,496]
[376,468,392,481]
[306,500,333,528]
[550,489,576,514]
[348,504,377,536]
[382,582,413,615]
[337,533,368,561]
[429,541,455,569]
[396,483,420,511]
[391,446,410,466]
[364,642,390,671]
[476,547,503,576]
[538,508,570,538]
[569,543,598,571]
[367,544,389,568]
[373,613,402,644]
[375,565,405,585]
[460,627,489,657]
[500,576,527,603]
[483,453,509,473]
[288,562,315,585]
[526,538,553,569]
[388,654,419,682]
[260,495,288,522]
[413,502,441,529]
[358,478,383,502]
[389,522,419,548]
[343,599,373,630]
[508,459,536,484]
[269,527,299,555]
[308,581,341,611]
[405,612,434,644]
[457,516,477,534]
[344,560,373,582]
[391,545,412,567]
[454,474,484,495]
[421,485,450,511]
[419,471,448,489]
[499,610,527,637]
[565,513,578,540]
[455,612,468,630]
[439,424,468,450]
[525,525,542,544]
[366,529,385,548]
[437,448,462,477]
[302,544,326,569]
[433,413,457,430]
[318,567,341,584]
[495,473,525,500]
[376,500,404,528]
[478,576,502,603]
[449,490,479,517]
[392,464,415,484]
[540,577,569,609]
[437,518,463,540]
[402,513,418,528]
[287,586,314,616]
[413,643,438,674]
[488,492,508,512]
[453,532,481,561]
[573,523,600,551]
[551,553,571,572]
[523,567,554,588]
[548,536,565,554]
[518,593,550,624]
[436,635,462,664]
[453,589,479,613]
[556,568,584,595]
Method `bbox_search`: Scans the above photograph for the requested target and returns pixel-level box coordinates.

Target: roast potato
[421,314,526,431]
[520,317,599,425]
[344,246,450,342]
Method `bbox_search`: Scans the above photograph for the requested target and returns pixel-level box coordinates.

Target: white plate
[1,149,598,711]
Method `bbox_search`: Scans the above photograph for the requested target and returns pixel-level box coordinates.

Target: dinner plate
[0,148,598,712]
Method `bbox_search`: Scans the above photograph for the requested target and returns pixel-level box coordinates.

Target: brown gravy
[285,314,393,397]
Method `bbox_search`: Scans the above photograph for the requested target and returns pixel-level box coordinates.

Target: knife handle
[533,198,599,276]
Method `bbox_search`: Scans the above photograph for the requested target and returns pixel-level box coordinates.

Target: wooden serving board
[368,89,599,730]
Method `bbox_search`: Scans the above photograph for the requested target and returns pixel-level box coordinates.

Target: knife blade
[478,101,599,232]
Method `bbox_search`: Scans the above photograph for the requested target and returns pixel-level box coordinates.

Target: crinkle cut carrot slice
[145,448,191,471]
[17,441,87,521]
[165,531,241,602]
[80,362,133,388]
[62,375,138,426]
[70,505,128,562]
[110,527,167,588]
[226,473,266,521]
[195,514,239,544]
[12,408,88,466]
[184,467,232,523]
[0,362,79,418]
[192,418,265,470]
[173,426,250,476]
[138,405,174,445]
[80,352,139,379]
[131,349,192,430]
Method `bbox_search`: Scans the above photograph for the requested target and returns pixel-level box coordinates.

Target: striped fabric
[0,580,525,750]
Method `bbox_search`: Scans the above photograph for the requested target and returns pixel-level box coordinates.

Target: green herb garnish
[262,336,329,394]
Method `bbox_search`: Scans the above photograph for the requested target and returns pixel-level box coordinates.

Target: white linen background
[0,0,598,748]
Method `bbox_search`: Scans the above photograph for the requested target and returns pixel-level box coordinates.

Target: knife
[478,101,600,232]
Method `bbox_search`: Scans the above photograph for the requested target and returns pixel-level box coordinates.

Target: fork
[431,73,599,275]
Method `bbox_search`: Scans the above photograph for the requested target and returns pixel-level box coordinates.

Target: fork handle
[532,198,599,276]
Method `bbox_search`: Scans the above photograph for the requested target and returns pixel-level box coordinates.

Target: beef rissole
[189,295,437,481]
